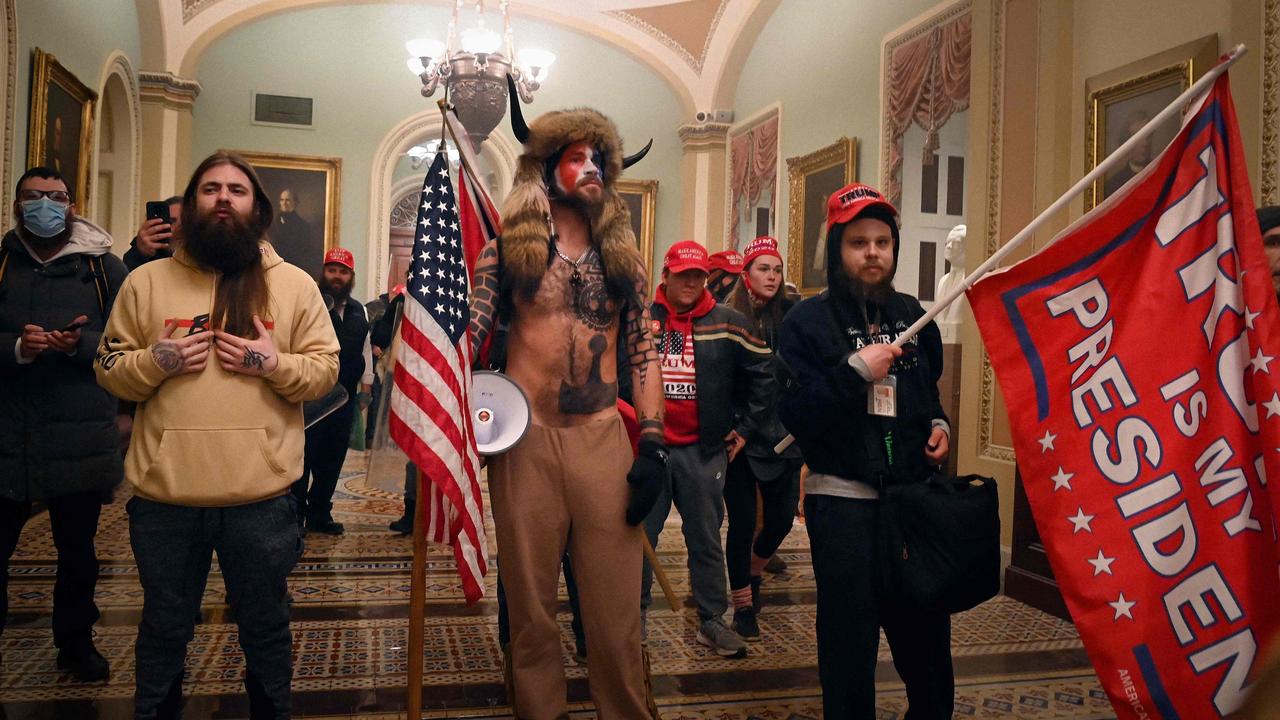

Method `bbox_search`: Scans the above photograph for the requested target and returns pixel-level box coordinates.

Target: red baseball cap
[742,236,782,270]
[324,247,355,271]
[663,240,711,274]
[825,183,898,232]
[708,250,744,274]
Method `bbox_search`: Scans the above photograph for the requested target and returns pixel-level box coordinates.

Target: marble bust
[935,224,968,331]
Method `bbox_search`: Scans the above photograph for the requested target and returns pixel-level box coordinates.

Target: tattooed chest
[538,248,618,332]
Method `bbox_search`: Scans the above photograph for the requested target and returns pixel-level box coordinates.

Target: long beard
[185,210,262,275]
[322,276,353,302]
[845,272,895,308]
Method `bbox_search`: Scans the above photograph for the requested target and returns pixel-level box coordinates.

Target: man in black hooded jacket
[776,182,952,718]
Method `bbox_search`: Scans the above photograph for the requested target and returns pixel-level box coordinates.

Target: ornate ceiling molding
[183,0,219,23]
[609,0,728,74]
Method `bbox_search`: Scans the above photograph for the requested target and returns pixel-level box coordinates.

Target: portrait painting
[615,178,658,289]
[228,150,341,280]
[26,49,97,209]
[1085,35,1217,210]
[786,137,858,296]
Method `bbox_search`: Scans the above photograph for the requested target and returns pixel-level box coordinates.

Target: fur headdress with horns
[501,76,652,305]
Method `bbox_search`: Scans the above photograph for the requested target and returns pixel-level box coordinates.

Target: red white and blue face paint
[552,141,605,204]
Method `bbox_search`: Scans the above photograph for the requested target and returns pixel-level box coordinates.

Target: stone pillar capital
[138,71,201,112]
[678,121,731,152]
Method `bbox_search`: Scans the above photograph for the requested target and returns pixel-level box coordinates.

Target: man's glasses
[18,189,71,204]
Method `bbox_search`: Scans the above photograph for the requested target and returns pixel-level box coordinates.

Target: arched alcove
[94,52,141,254]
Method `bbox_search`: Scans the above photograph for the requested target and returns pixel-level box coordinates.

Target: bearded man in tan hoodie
[95,152,338,720]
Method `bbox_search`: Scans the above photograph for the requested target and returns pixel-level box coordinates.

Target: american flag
[388,151,487,604]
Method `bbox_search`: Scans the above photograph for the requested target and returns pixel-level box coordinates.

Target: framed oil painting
[226,150,341,279]
[26,49,97,210]
[1084,35,1217,210]
[616,177,658,288]
[786,137,858,296]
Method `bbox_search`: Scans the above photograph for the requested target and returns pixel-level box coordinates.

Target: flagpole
[406,468,428,719]
[439,100,487,186]
[891,43,1247,349]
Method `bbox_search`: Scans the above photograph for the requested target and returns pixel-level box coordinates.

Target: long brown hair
[180,152,274,337]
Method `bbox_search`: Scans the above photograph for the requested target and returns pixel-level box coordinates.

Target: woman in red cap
[721,236,803,641]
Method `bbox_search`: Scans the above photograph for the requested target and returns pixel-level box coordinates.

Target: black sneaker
[388,516,412,535]
[56,643,109,682]
[307,517,345,535]
[764,554,787,573]
[732,607,760,642]
[750,575,763,612]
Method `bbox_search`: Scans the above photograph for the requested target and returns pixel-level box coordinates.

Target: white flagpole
[891,43,1247,349]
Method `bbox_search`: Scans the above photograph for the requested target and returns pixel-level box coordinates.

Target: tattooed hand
[214,315,279,376]
[152,320,212,377]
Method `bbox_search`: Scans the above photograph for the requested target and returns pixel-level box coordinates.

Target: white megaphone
[471,370,531,455]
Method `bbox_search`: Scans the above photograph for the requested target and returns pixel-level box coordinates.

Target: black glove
[626,439,668,525]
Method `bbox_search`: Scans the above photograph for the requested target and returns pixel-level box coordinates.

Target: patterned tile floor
[2,450,1112,719]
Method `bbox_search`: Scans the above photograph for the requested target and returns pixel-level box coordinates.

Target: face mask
[20,197,68,238]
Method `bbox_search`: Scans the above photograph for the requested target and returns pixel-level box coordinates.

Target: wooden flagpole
[406,468,428,718]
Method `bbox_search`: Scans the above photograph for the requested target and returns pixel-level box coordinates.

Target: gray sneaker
[696,617,747,658]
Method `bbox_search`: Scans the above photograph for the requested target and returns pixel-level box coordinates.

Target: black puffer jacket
[0,223,127,502]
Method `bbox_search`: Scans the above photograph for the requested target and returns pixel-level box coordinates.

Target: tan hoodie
[95,242,339,506]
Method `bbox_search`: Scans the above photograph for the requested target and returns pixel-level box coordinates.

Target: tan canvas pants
[488,413,652,719]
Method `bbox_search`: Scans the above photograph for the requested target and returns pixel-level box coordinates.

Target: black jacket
[0,225,127,502]
[330,296,370,395]
[776,289,946,487]
[650,294,775,453]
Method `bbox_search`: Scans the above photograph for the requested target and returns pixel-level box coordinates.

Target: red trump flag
[968,72,1280,717]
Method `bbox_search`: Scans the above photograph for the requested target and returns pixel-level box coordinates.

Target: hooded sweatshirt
[653,285,716,446]
[95,242,339,506]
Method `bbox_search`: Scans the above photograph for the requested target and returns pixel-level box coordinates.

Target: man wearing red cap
[706,249,744,301]
[776,184,952,717]
[291,247,373,534]
[642,240,774,658]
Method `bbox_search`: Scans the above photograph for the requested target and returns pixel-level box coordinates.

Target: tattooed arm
[469,238,500,361]
[625,267,664,443]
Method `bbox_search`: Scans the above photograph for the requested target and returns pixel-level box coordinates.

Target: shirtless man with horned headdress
[467,78,664,718]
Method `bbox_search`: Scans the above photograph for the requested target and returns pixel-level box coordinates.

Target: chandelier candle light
[406,0,555,149]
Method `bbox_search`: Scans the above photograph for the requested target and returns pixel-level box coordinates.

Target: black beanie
[1258,206,1280,235]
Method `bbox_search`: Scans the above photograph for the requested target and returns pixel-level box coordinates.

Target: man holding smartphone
[0,166,128,682]
[123,195,182,272]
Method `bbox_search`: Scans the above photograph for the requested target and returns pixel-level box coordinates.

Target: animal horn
[622,139,653,168]
[506,74,530,144]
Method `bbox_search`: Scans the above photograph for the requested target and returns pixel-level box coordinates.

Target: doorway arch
[94,52,141,254]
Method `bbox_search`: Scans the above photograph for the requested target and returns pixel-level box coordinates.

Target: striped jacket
[649,292,775,452]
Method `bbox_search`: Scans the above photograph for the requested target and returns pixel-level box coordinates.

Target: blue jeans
[640,444,729,620]
[129,494,302,719]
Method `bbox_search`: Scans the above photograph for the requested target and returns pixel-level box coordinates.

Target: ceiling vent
[252,92,314,128]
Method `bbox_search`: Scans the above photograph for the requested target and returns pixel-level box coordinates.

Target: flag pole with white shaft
[774,44,1247,456]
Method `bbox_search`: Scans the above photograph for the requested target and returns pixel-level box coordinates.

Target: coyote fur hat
[500,75,652,304]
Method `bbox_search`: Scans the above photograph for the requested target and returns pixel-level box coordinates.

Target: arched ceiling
[135,0,780,116]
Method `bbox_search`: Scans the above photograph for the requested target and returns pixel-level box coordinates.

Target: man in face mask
[0,167,127,682]
[291,247,372,535]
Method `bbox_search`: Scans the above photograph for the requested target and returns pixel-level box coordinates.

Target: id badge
[868,375,897,417]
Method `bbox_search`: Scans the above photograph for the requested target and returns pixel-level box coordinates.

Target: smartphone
[145,201,172,225]
[60,318,89,333]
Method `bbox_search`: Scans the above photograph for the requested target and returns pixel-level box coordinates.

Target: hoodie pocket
[143,427,288,504]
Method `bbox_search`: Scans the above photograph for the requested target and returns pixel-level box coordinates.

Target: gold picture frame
[616,177,658,288]
[786,137,858,296]
[27,48,97,211]
[225,150,341,279]
[1084,35,1217,210]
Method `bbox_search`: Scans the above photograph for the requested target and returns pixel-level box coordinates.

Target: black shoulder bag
[824,295,1001,614]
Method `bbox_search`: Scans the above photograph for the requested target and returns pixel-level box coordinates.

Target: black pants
[292,401,355,522]
[805,493,953,719]
[723,455,799,590]
[129,495,302,720]
[0,492,103,649]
